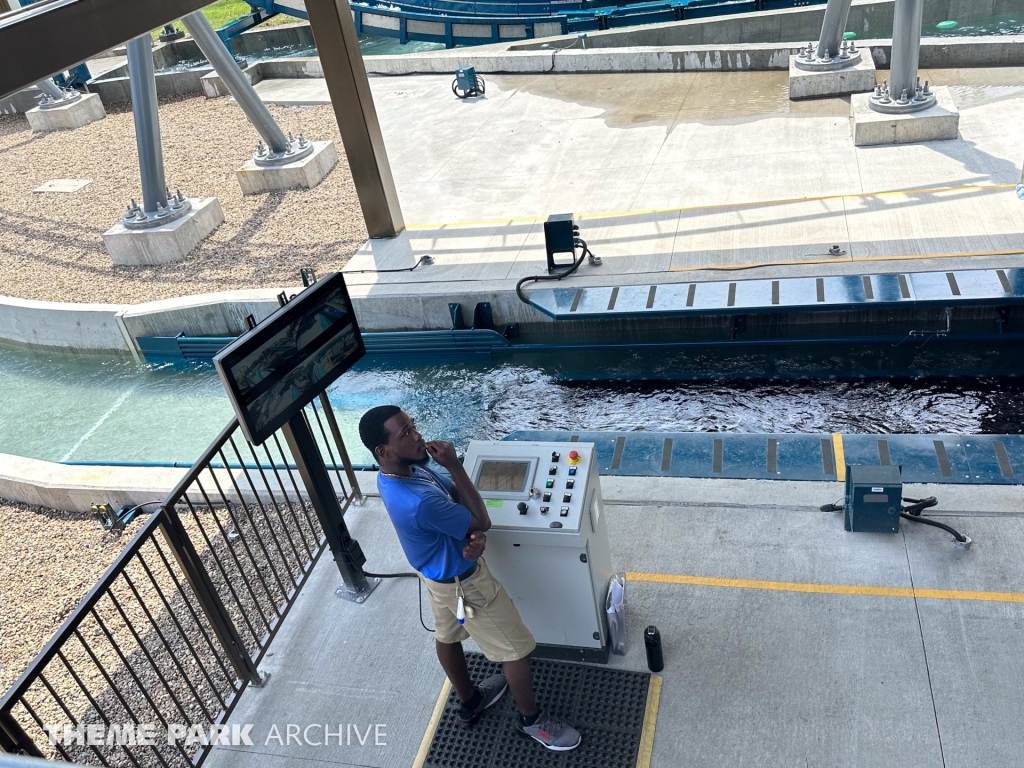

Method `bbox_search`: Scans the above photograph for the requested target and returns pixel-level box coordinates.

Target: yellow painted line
[636,674,662,768]
[412,679,451,768]
[832,433,846,483]
[669,248,1024,273]
[626,572,1024,604]
[406,183,1016,231]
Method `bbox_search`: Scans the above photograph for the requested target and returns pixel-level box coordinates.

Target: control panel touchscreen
[476,460,532,493]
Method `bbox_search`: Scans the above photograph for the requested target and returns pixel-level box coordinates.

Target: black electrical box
[844,464,902,533]
[544,213,577,272]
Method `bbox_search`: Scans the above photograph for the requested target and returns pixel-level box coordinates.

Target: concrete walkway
[200,476,1024,768]
[253,67,1024,330]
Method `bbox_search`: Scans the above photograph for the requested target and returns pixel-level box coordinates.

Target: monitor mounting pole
[282,413,379,603]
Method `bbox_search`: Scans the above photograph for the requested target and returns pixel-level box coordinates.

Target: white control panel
[465,440,594,532]
[463,441,613,662]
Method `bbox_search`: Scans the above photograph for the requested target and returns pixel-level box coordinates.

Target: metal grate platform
[423,653,652,768]
[527,268,1024,320]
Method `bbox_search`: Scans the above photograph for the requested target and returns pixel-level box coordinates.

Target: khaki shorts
[421,558,536,663]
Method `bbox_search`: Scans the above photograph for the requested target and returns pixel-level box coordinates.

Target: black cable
[901,496,938,516]
[899,512,968,543]
[121,501,165,515]
[516,237,595,304]
[545,37,582,72]
[346,255,433,275]
[363,570,435,633]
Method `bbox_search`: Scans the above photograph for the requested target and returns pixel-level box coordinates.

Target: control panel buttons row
[520,505,567,518]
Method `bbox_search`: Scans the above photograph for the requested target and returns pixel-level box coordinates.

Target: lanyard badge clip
[455,579,475,624]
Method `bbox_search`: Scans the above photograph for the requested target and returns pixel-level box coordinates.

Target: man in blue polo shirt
[359,405,581,752]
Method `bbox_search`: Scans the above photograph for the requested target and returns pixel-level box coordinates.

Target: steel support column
[304,0,404,239]
[815,0,854,60]
[36,78,65,100]
[123,36,192,227]
[868,0,934,113]
[126,36,168,214]
[33,76,83,109]
[890,0,924,102]
[793,0,860,72]
[181,10,313,167]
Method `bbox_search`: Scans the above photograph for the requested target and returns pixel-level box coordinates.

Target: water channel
[2,343,1021,467]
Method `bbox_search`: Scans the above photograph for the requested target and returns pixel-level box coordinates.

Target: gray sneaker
[516,711,582,751]
[457,673,508,726]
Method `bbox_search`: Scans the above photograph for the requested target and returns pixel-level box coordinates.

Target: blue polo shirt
[377,466,476,581]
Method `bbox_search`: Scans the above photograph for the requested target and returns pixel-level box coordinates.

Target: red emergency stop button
[568,450,581,465]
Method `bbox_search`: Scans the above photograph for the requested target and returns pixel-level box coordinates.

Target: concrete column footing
[235,140,338,194]
[789,54,877,100]
[851,85,960,146]
[25,93,106,131]
[102,197,225,266]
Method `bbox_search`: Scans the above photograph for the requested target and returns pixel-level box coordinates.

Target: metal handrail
[1,399,362,764]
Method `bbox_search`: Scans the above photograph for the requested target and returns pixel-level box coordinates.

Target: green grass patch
[153,0,303,40]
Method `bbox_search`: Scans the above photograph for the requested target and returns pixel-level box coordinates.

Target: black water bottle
[644,625,664,672]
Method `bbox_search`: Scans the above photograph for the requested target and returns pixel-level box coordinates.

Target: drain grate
[423,654,652,768]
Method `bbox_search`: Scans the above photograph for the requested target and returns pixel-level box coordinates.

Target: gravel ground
[0,500,146,697]
[0,95,366,305]
[0,492,325,767]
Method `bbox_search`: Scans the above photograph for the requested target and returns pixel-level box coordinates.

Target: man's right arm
[426,441,490,533]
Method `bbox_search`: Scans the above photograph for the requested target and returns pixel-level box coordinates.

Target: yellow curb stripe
[668,248,1024,273]
[626,572,1024,604]
[406,184,1016,231]
[636,674,662,768]
[832,433,846,483]
[412,679,451,768]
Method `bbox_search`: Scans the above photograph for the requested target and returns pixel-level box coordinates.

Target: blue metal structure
[217,0,825,47]
[136,329,512,365]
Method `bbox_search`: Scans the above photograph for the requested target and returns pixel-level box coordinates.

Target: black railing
[0,399,362,766]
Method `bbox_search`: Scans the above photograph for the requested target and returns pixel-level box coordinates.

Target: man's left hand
[463,532,486,560]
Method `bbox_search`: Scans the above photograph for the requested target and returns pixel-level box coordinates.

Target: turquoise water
[2,344,1022,467]
[931,14,1024,37]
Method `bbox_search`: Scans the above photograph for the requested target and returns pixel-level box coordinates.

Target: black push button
[566,479,575,489]
[551,452,560,461]
[563,494,572,503]
[549,466,557,475]
[517,502,528,515]
[542,493,551,502]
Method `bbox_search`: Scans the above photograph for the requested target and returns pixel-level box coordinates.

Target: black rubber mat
[424,653,651,768]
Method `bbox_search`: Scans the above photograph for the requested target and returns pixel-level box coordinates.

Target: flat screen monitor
[475,460,532,493]
[214,272,364,445]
